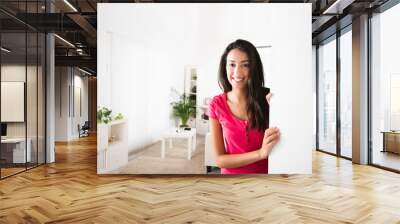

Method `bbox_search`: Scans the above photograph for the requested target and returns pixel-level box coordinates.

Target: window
[371,3,400,171]
[318,36,337,155]
[0,2,46,179]
[339,28,352,158]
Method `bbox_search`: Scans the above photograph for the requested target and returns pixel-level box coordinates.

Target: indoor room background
[97,3,312,174]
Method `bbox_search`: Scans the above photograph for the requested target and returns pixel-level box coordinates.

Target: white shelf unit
[97,119,128,173]
[184,66,197,128]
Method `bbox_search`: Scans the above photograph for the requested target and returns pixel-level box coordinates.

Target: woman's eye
[229,63,236,67]
[243,64,249,68]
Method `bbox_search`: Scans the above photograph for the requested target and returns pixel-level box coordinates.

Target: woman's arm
[210,118,279,168]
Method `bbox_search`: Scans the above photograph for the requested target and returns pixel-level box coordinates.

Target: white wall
[98,4,312,174]
[55,67,89,141]
[264,4,312,174]
[72,73,89,138]
[55,67,68,141]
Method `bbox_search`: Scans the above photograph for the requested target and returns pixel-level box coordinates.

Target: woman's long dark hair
[218,39,268,131]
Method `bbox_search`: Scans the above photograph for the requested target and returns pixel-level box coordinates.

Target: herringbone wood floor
[1,135,400,223]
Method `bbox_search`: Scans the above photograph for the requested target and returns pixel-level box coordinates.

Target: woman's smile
[232,77,245,83]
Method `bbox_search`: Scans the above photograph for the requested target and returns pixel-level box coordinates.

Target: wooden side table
[381,131,400,154]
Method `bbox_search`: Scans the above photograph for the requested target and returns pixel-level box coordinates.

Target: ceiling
[0,0,393,76]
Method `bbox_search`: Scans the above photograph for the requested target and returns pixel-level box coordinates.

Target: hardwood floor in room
[115,135,206,174]
[0,167,26,178]
[372,150,400,171]
[1,135,400,223]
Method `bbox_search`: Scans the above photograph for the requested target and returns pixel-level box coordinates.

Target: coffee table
[161,128,196,160]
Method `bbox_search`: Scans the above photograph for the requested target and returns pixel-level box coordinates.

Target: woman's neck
[228,88,247,104]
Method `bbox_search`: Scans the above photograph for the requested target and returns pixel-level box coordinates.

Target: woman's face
[226,48,250,90]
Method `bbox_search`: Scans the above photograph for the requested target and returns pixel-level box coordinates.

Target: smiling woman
[209,39,280,174]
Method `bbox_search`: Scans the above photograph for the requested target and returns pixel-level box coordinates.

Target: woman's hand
[266,92,272,105]
[258,127,280,159]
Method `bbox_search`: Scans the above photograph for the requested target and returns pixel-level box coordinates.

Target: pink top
[208,93,268,174]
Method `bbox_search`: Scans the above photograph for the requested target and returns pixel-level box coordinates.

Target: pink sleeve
[208,96,219,120]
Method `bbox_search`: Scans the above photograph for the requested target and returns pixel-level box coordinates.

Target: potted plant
[171,94,196,128]
[97,106,113,124]
[114,112,124,120]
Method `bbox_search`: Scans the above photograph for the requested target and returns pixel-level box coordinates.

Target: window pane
[371,3,400,171]
[1,32,27,178]
[318,37,337,154]
[340,30,352,158]
[27,31,38,169]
